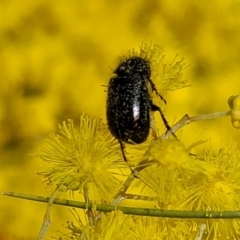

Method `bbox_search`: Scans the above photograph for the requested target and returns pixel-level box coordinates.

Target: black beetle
[106,56,173,172]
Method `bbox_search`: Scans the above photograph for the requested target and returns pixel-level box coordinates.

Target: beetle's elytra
[107,56,172,145]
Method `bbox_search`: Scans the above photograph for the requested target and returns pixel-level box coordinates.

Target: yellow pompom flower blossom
[130,217,200,240]
[228,95,240,129]
[135,138,218,209]
[57,210,96,240]
[95,211,133,240]
[178,141,240,239]
[180,141,240,212]
[36,114,127,202]
[126,42,188,107]
[56,210,133,240]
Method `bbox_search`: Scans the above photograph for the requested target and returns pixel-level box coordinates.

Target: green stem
[37,186,59,240]
[3,191,240,219]
[164,110,230,138]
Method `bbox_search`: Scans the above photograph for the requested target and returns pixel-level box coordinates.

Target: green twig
[3,191,240,219]
[37,186,59,240]
[164,110,230,138]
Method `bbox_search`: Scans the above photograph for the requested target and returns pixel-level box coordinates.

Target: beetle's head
[114,57,151,78]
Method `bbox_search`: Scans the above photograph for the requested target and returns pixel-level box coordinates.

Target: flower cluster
[36,112,240,239]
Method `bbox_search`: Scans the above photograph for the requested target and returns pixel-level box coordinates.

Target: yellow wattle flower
[36,114,127,201]
[228,95,240,129]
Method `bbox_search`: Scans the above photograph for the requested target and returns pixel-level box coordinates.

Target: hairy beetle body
[106,56,172,174]
[107,56,170,143]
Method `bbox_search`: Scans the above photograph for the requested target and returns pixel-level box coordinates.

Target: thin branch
[3,192,240,219]
[37,186,59,240]
[113,174,135,202]
[120,193,157,202]
[164,110,230,138]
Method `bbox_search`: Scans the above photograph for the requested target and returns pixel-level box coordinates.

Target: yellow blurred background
[0,0,239,239]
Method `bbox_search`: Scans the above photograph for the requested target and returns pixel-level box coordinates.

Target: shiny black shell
[106,56,154,144]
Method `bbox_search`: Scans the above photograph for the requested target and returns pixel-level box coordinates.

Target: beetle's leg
[118,140,139,178]
[149,80,167,104]
[151,103,177,138]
